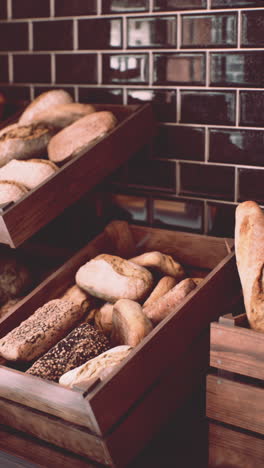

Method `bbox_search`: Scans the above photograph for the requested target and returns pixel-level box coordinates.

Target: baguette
[19,89,73,125]
[235,201,264,332]
[0,159,58,189]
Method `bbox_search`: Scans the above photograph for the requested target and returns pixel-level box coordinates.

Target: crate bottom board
[0,330,209,468]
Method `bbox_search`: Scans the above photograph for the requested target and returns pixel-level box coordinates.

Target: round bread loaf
[48,111,117,164]
[76,254,154,303]
[0,180,28,204]
[0,123,55,167]
[0,159,58,189]
[111,299,153,347]
[32,103,96,129]
[19,89,73,125]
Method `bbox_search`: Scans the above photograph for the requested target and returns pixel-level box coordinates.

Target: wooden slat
[206,374,264,435]
[210,322,264,380]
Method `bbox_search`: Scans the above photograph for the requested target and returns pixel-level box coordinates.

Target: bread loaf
[0,251,32,303]
[111,299,153,347]
[0,299,84,361]
[235,201,264,332]
[143,276,177,308]
[0,159,58,189]
[76,254,154,303]
[26,323,110,382]
[130,251,185,280]
[61,284,94,316]
[32,103,96,129]
[0,122,19,138]
[94,302,114,336]
[48,111,117,164]
[0,180,28,204]
[19,89,73,125]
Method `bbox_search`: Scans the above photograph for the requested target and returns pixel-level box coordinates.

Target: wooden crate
[206,301,264,436]
[0,103,155,248]
[0,220,240,467]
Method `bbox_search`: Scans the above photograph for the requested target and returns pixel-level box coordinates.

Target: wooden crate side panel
[210,323,264,380]
[206,374,264,435]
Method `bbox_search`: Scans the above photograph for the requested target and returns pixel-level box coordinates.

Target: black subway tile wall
[0,0,263,238]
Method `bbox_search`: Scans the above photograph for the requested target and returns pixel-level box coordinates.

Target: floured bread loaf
[143,276,177,308]
[144,278,197,324]
[0,180,28,204]
[0,298,84,361]
[130,251,186,280]
[48,111,117,164]
[26,323,110,382]
[235,201,264,332]
[111,299,153,347]
[32,103,96,129]
[59,345,132,388]
[0,124,55,167]
[19,89,73,125]
[0,159,58,189]
[76,254,154,303]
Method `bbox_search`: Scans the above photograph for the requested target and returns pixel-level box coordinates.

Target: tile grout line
[234,166,239,203]
[50,0,54,17]
[236,89,240,127]
[123,16,127,49]
[237,9,242,48]
[7,0,12,19]
[8,53,13,83]
[28,21,33,51]
[97,0,102,16]
[177,13,181,49]
[203,200,209,235]
[176,161,180,196]
[51,53,55,84]
[97,52,102,85]
[204,126,209,163]
[73,18,78,50]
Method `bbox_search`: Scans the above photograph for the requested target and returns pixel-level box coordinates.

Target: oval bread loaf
[130,251,185,280]
[111,299,153,347]
[48,111,117,164]
[0,159,58,189]
[76,254,154,303]
[0,180,28,204]
[143,276,177,308]
[94,302,114,336]
[32,103,96,129]
[19,89,73,125]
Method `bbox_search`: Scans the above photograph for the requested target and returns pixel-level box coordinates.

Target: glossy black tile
[240,91,264,127]
[238,168,264,204]
[33,20,73,51]
[110,193,147,223]
[127,88,176,122]
[212,0,262,7]
[153,198,203,233]
[0,55,8,82]
[0,0,7,19]
[207,202,236,238]
[102,0,149,13]
[0,22,28,51]
[12,0,50,18]
[156,125,205,160]
[79,87,123,104]
[154,0,206,10]
[153,53,205,85]
[13,55,51,83]
[209,128,264,166]
[127,16,177,48]
[55,54,97,84]
[241,10,264,48]
[55,0,97,16]
[33,86,75,100]
[79,19,122,50]
[210,52,264,88]
[181,91,236,125]
[182,13,237,48]
[0,85,30,102]
[102,54,148,84]
[180,163,234,200]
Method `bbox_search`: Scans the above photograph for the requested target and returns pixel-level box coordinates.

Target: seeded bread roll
[19,89,73,126]
[48,111,117,164]
[76,254,154,303]
[111,299,153,347]
[0,299,84,361]
[0,159,58,189]
[26,323,110,382]
[0,180,28,204]
[0,123,55,167]
[32,103,96,129]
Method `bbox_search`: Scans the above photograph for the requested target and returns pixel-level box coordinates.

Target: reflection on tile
[13,55,51,83]
[154,0,206,10]
[241,10,264,48]
[128,16,177,48]
[156,125,205,160]
[33,86,75,99]
[13,0,50,18]
[212,0,262,7]
[0,23,28,51]
[102,0,149,13]
[240,91,264,127]
[153,198,203,233]
[79,87,123,104]
[207,202,236,238]
[238,168,264,204]
[111,193,147,222]
[33,20,73,51]
[181,91,236,125]
[210,52,264,88]
[55,0,97,16]
[103,54,148,84]
[0,0,7,19]
[127,88,176,122]
[0,55,8,82]
[154,53,205,85]
[56,54,97,84]
[79,19,122,50]
[209,128,264,166]
[180,163,234,200]
[182,13,237,48]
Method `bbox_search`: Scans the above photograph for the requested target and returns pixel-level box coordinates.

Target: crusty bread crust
[19,89,73,125]
[0,159,58,189]
[32,103,96,129]
[0,180,28,204]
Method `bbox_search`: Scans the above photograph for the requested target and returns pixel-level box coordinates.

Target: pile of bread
[0,89,117,205]
[0,249,203,389]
